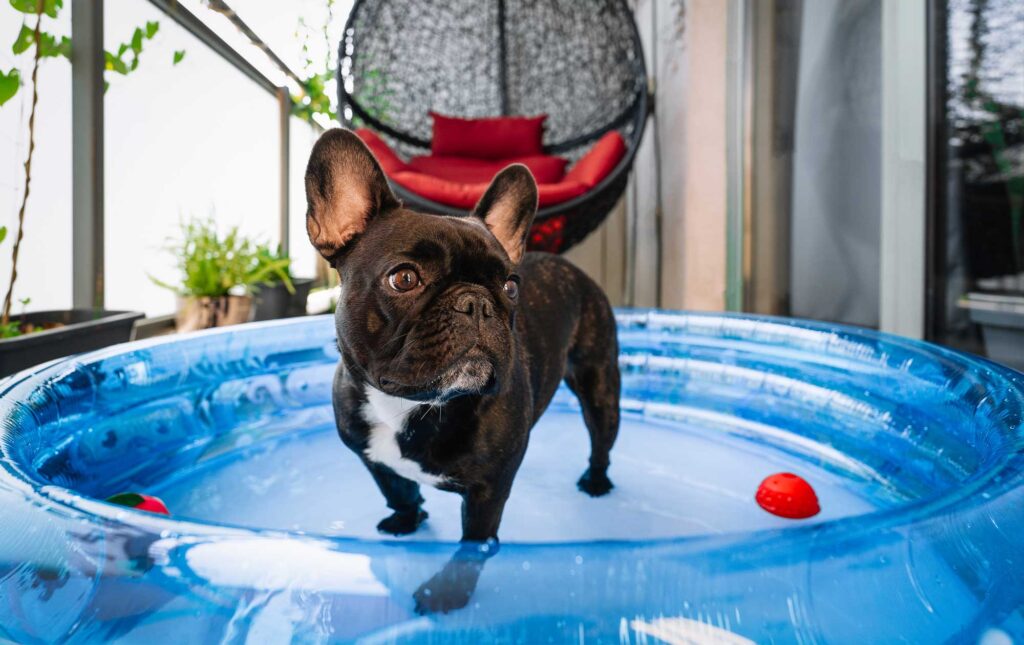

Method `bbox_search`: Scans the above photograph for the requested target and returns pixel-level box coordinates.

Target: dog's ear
[471,164,538,265]
[305,128,399,260]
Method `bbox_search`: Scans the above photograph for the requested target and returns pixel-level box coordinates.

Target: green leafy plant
[1,0,183,334]
[224,2,388,128]
[152,219,293,298]
[254,244,297,294]
[291,0,338,124]
[0,227,18,338]
[103,20,161,87]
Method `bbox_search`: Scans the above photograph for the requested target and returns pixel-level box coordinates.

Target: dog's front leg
[362,458,428,536]
[413,486,509,614]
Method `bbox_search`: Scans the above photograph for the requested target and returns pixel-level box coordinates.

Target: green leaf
[172,49,185,65]
[0,226,8,244]
[145,21,159,38]
[130,27,143,54]
[9,0,35,12]
[0,68,19,106]
[9,0,62,18]
[117,42,128,57]
[37,32,64,58]
[104,51,128,75]
[55,34,70,59]
[0,321,21,338]
[12,23,34,54]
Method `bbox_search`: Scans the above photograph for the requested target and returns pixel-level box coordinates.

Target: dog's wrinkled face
[305,129,538,402]
[335,211,518,401]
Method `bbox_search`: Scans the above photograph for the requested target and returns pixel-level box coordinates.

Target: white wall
[629,0,726,312]
[105,2,280,316]
[789,0,882,327]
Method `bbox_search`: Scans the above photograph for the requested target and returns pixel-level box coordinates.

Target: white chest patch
[362,387,446,487]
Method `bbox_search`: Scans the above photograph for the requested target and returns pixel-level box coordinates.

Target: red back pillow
[430,112,546,159]
[508,155,568,184]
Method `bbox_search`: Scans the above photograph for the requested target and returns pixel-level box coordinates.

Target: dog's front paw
[376,508,428,536]
[413,556,485,615]
[413,576,473,615]
[577,468,614,497]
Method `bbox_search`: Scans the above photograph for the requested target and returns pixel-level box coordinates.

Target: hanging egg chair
[338,0,649,253]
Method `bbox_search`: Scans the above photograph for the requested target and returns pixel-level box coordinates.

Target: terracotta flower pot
[175,295,252,332]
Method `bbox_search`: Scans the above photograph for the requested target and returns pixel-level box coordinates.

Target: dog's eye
[503,278,519,300]
[388,268,421,292]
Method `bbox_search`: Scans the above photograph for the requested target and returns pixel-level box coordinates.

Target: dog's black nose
[454,293,494,319]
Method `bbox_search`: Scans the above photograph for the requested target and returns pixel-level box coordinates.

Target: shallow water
[152,407,881,542]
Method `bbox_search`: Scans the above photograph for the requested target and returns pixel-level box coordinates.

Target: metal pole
[724,0,750,312]
[650,0,663,308]
[71,0,105,311]
[496,0,509,115]
[146,0,279,95]
[278,87,291,256]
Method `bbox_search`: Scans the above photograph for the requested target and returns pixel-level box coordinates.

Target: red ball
[133,494,170,515]
[755,472,820,519]
[106,492,170,516]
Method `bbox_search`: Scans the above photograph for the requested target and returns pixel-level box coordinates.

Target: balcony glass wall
[0,8,73,312]
[105,2,282,316]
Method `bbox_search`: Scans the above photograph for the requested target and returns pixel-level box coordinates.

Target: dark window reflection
[930,0,1024,368]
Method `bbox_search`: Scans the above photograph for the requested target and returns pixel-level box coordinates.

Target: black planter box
[251,278,315,321]
[0,309,144,378]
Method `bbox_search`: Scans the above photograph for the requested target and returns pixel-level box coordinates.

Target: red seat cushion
[391,171,588,210]
[430,112,546,159]
[408,156,501,184]
[356,127,627,211]
[408,154,568,184]
[511,155,569,184]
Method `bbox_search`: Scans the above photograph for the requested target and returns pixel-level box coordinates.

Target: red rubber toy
[106,492,170,516]
[755,472,820,519]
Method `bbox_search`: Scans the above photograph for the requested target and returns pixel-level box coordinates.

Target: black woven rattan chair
[338,0,649,253]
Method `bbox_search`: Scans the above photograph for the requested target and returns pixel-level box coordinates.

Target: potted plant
[0,224,143,376]
[153,219,293,332]
[249,245,315,321]
[0,1,183,377]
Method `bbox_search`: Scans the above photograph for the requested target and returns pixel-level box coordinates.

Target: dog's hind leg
[564,300,621,497]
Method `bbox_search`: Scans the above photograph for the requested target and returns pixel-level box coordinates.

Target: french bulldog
[305,128,620,613]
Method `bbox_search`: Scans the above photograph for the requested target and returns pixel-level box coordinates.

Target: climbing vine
[0,0,184,330]
[291,0,338,124]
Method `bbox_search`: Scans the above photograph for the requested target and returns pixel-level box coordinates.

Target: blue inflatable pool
[1,310,1022,642]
